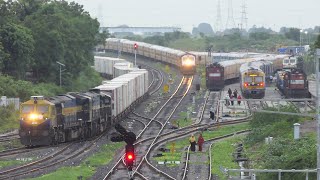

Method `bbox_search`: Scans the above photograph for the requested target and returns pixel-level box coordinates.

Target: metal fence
[0,96,20,110]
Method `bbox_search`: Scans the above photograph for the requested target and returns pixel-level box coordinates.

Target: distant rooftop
[99,26,181,35]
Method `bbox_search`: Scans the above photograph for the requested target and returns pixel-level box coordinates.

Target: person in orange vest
[189,134,196,152]
[197,133,204,152]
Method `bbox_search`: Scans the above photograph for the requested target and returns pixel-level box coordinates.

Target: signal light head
[127,153,133,160]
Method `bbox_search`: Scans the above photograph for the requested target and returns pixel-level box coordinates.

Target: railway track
[0,132,108,179]
[182,130,250,180]
[102,76,193,179]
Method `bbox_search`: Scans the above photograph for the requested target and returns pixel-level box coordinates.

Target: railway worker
[189,134,196,152]
[225,94,230,106]
[197,134,205,152]
[228,88,232,97]
[237,95,242,105]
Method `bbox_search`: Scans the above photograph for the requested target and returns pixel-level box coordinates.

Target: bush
[245,105,300,145]
[258,137,316,180]
[0,104,19,133]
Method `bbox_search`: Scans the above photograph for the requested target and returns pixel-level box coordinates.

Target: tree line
[0,0,101,84]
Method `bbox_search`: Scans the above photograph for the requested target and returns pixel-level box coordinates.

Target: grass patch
[172,111,194,128]
[30,142,124,180]
[152,123,249,166]
[0,157,33,168]
[0,105,19,133]
[211,136,245,179]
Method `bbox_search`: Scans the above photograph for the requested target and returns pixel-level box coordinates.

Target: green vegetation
[0,0,104,97]
[153,123,249,166]
[126,31,304,53]
[31,142,124,180]
[244,105,316,180]
[0,157,33,169]
[172,112,193,128]
[0,104,19,133]
[211,136,245,179]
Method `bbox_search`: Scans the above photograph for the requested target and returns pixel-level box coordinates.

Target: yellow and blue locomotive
[19,93,111,146]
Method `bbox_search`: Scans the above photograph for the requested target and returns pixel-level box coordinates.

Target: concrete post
[294,123,300,140]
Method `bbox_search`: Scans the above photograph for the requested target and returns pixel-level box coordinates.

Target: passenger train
[19,57,149,146]
[282,56,303,69]
[239,60,275,98]
[103,38,196,75]
[206,54,288,91]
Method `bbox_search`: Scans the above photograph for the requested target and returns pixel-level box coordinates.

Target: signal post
[134,43,138,66]
[111,124,137,179]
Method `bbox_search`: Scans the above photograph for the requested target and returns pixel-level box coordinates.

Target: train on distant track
[239,60,275,98]
[19,57,149,146]
[103,38,196,75]
[282,56,303,70]
[206,54,288,91]
[276,68,309,98]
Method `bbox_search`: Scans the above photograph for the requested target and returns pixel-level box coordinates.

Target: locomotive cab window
[37,105,49,113]
[254,76,263,82]
[22,105,34,113]
[244,77,253,82]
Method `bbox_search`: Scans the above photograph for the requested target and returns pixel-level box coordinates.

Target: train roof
[218,58,257,67]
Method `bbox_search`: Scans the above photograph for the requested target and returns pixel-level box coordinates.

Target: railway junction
[0,41,319,180]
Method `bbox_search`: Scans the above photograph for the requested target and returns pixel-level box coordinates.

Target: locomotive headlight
[184,59,194,66]
[29,113,38,120]
[28,113,44,120]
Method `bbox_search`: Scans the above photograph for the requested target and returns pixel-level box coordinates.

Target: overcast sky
[69,0,319,32]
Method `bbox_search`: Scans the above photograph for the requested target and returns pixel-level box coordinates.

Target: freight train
[206,55,288,91]
[239,60,275,98]
[19,58,148,146]
[103,38,196,75]
[276,68,309,98]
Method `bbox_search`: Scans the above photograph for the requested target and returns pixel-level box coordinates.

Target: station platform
[218,91,249,121]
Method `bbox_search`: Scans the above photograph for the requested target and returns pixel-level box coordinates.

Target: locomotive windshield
[244,77,253,83]
[37,105,49,113]
[254,76,263,82]
[22,105,34,113]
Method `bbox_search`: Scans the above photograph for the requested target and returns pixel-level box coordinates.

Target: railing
[0,96,20,110]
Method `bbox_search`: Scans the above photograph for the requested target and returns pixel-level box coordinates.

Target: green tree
[24,1,99,83]
[0,23,34,79]
[96,30,110,49]
[284,28,300,42]
[315,34,320,48]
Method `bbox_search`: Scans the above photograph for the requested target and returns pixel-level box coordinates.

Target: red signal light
[134,43,138,49]
[126,153,134,160]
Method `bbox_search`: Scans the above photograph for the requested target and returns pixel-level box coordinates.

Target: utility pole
[316,48,320,180]
[56,61,65,87]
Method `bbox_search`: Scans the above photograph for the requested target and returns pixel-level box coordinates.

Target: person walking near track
[189,134,196,152]
[197,134,204,152]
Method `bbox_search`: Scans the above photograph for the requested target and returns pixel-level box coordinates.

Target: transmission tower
[225,0,236,29]
[97,3,104,27]
[240,0,248,30]
[215,0,223,32]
